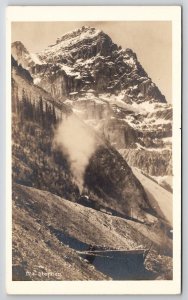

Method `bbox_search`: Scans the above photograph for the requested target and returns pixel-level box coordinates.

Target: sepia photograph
[6,6,181,295]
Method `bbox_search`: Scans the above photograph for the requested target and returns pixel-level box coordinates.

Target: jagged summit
[12,26,166,104]
[11,41,30,65]
[56,26,102,44]
[38,26,117,65]
[12,40,42,69]
[12,41,29,54]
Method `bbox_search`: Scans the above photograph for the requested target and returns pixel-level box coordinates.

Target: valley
[11,25,173,281]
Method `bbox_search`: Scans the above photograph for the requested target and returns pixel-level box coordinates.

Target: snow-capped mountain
[12,26,166,104]
[11,26,172,191]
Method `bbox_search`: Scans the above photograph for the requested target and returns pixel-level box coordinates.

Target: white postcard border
[6,6,181,295]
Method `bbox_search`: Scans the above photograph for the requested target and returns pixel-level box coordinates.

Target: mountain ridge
[12,26,166,104]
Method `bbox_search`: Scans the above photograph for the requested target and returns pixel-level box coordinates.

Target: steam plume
[54,114,99,191]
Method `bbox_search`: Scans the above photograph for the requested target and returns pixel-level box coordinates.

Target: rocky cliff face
[121,149,172,177]
[11,56,71,120]
[12,26,166,103]
[70,93,172,179]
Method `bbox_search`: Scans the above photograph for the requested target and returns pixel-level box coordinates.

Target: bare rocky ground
[12,183,172,281]
[12,184,108,281]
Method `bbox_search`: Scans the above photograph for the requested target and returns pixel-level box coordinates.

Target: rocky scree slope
[12,184,109,281]
[12,183,172,280]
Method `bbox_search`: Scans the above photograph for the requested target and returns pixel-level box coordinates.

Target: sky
[12,21,172,103]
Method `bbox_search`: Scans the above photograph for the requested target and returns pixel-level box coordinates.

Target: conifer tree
[39,96,44,127]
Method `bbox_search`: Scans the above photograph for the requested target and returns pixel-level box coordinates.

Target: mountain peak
[11,41,29,55]
[56,26,102,45]
[12,41,42,69]
[38,25,114,63]
[12,28,166,104]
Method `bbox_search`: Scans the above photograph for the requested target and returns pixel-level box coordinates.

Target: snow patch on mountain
[60,64,80,77]
[38,26,101,62]
[33,77,41,85]
[30,53,42,65]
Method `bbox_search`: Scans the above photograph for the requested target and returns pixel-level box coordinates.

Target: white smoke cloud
[53,114,99,191]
